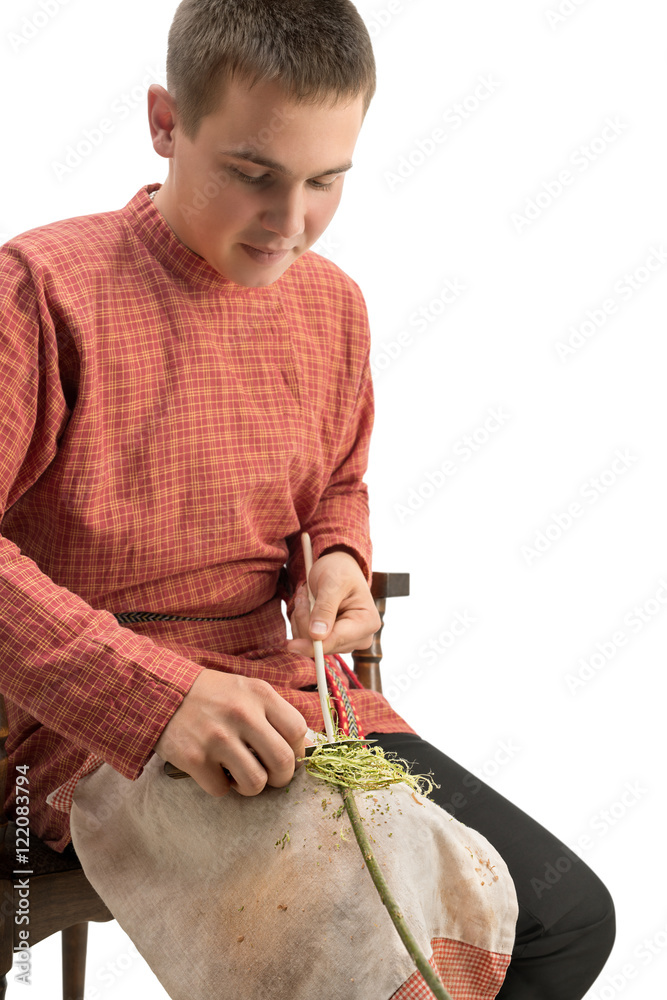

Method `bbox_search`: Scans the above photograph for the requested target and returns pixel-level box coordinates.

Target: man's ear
[148,85,178,158]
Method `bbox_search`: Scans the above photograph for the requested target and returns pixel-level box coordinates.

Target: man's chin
[208,251,298,287]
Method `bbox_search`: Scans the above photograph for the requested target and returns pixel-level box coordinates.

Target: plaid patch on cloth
[46,752,105,814]
[391,939,511,999]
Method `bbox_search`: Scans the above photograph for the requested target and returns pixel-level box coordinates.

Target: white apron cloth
[69,756,518,1000]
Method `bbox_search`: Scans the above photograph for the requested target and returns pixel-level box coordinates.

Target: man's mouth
[240,243,292,264]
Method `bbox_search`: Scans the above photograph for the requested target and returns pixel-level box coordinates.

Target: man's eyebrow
[219,148,353,177]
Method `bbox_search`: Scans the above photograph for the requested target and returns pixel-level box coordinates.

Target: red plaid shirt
[0,184,413,851]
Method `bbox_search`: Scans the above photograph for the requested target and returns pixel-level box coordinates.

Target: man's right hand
[154,669,309,797]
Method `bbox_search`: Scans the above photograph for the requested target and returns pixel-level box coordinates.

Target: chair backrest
[351,571,409,691]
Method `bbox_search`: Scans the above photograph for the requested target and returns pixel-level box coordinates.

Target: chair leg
[62,922,89,1000]
[0,973,6,1000]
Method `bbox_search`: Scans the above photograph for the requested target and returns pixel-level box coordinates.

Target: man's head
[166,0,376,144]
[148,0,375,286]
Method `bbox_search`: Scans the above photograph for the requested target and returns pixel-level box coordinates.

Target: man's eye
[228,165,338,191]
[229,167,267,185]
[309,178,336,191]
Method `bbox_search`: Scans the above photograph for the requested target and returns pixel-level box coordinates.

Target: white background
[1,0,665,998]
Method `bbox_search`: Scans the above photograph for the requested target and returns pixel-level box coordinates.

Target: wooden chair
[352,571,409,693]
[0,570,408,998]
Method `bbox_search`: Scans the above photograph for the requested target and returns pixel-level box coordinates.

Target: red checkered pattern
[0,184,414,851]
[392,938,511,1000]
[46,752,105,814]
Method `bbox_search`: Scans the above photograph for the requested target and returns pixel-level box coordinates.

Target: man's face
[150,77,365,287]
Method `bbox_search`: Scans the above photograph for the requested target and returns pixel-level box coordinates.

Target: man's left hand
[286,550,380,656]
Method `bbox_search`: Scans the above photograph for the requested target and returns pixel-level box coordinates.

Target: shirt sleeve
[283,274,375,615]
[0,245,204,780]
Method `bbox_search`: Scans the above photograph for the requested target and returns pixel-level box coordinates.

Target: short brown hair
[166,0,376,139]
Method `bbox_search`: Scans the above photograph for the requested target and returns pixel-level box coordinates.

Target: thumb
[308,590,338,639]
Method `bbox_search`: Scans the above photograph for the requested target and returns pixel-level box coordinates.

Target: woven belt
[113,610,254,625]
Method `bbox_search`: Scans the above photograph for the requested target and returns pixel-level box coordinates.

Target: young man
[1,1,613,997]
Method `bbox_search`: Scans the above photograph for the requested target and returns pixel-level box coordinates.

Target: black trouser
[369,733,616,1000]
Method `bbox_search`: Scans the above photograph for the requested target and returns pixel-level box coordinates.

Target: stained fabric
[69,756,517,1000]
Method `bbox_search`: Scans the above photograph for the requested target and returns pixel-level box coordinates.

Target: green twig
[340,784,453,1000]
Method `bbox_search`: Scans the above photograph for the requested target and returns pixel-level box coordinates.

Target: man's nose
[261,188,306,240]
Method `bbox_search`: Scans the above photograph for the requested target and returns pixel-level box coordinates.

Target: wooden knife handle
[164,761,190,779]
[163,761,234,781]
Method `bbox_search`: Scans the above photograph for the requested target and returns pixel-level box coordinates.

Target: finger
[328,626,376,654]
[220,743,272,797]
[258,698,309,786]
[290,585,310,640]
[306,578,342,640]
[183,759,233,798]
[154,724,234,797]
[287,608,378,656]
[326,609,379,652]
[296,727,316,769]
[284,635,316,656]
[286,632,374,656]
